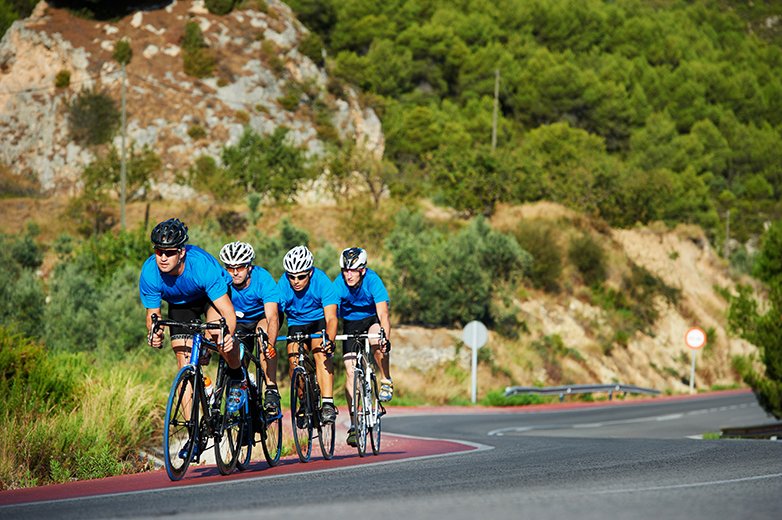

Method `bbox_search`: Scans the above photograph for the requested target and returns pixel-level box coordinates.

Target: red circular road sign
[685,327,707,350]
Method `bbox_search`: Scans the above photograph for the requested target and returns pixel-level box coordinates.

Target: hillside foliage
[287,0,782,248]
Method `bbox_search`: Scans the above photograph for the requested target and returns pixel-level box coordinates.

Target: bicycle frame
[277,331,335,462]
[336,330,387,456]
[151,315,245,480]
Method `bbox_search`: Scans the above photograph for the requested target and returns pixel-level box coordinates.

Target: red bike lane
[0,410,477,507]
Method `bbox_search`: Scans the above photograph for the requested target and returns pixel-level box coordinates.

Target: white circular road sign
[463,320,488,350]
[685,327,707,350]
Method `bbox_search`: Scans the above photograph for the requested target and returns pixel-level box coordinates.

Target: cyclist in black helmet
[140,218,247,416]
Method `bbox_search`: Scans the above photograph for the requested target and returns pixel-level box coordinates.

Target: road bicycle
[150,314,246,481]
[336,329,387,456]
[234,328,283,469]
[278,330,335,462]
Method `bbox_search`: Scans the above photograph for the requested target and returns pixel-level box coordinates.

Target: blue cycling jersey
[277,268,339,326]
[231,266,281,324]
[139,245,231,308]
[333,268,389,321]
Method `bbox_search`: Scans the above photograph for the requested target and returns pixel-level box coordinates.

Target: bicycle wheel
[163,366,200,481]
[352,360,368,457]
[369,372,382,455]
[317,382,335,460]
[290,368,312,462]
[261,407,283,466]
[214,372,244,475]
[236,378,256,471]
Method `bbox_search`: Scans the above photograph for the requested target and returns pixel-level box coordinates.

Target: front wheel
[317,391,335,460]
[290,369,312,462]
[370,373,382,455]
[163,366,200,481]
[215,376,244,475]
[262,409,283,466]
[352,362,368,456]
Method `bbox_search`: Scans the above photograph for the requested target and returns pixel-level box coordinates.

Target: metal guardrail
[720,423,782,440]
[504,383,661,402]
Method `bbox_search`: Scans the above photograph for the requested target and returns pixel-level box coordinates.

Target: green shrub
[55,69,71,88]
[187,124,207,140]
[206,0,235,15]
[300,31,324,66]
[481,389,550,406]
[278,84,302,111]
[182,22,214,78]
[189,155,237,202]
[386,211,530,326]
[69,89,120,145]
[568,233,607,286]
[513,221,562,292]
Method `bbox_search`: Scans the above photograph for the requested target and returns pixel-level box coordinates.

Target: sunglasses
[287,272,310,281]
[226,265,248,273]
[155,248,180,258]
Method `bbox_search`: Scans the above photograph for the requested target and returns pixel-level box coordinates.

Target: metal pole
[471,344,477,404]
[689,350,696,393]
[723,209,730,259]
[491,68,499,151]
[120,62,127,229]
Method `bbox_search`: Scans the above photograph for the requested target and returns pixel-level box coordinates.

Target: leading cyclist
[139,218,245,422]
[219,240,283,416]
[277,245,339,425]
[333,247,393,447]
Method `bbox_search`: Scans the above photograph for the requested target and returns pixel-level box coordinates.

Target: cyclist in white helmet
[277,245,340,424]
[333,247,393,447]
[219,241,282,416]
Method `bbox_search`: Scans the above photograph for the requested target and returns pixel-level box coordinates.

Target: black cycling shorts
[167,289,231,339]
[341,315,379,355]
[286,318,327,339]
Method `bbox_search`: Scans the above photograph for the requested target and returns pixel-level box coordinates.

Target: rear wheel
[370,372,382,455]
[215,372,243,475]
[163,366,199,481]
[262,408,283,466]
[317,383,335,460]
[352,360,368,457]
[290,369,312,462]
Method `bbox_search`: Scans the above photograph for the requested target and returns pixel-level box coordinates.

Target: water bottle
[204,375,215,405]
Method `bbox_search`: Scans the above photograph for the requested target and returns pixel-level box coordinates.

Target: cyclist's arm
[212,293,237,336]
[324,303,338,346]
[262,301,281,349]
[375,300,391,344]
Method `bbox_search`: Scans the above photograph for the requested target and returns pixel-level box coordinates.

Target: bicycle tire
[290,368,312,462]
[317,381,335,460]
[237,339,262,472]
[353,357,368,456]
[369,372,382,455]
[258,346,282,467]
[215,369,243,475]
[163,366,199,481]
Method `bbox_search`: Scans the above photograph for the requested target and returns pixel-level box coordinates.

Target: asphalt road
[3,391,781,520]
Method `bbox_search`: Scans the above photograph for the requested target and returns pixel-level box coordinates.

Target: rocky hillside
[392,203,757,402]
[0,0,381,195]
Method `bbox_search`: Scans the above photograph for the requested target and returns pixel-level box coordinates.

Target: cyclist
[140,218,246,424]
[277,245,339,424]
[333,247,392,447]
[219,240,282,416]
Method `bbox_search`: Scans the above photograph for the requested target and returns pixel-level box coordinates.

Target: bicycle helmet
[219,241,255,266]
[151,218,188,248]
[283,245,314,273]
[340,247,367,269]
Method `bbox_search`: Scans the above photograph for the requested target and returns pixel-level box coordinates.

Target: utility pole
[120,60,127,229]
[724,209,730,259]
[491,68,499,151]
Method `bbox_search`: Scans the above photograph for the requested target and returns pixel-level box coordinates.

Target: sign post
[685,327,707,392]
[463,321,488,404]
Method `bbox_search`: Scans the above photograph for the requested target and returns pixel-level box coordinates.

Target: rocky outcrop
[0,1,383,195]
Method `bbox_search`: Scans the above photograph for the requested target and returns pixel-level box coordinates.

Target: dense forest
[283,0,782,247]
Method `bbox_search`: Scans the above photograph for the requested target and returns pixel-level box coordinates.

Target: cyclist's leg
[367,320,393,401]
[167,301,204,418]
[256,318,280,414]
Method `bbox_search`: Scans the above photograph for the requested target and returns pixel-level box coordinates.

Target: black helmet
[151,218,188,248]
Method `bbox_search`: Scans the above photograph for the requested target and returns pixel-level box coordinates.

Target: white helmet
[340,247,367,269]
[219,241,255,266]
[283,245,314,273]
